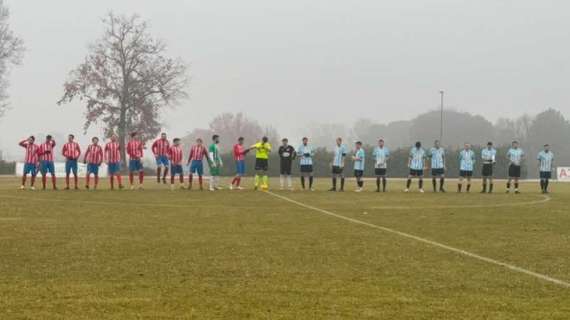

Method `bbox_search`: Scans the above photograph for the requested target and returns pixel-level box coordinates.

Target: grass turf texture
[0,177,569,319]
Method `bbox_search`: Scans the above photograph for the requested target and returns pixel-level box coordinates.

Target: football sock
[94,176,99,187]
[129,173,134,185]
[52,176,57,188]
[466,184,471,192]
[376,177,380,190]
[440,178,445,190]
[418,179,423,189]
[301,176,305,189]
[139,172,144,184]
[432,178,437,191]
[86,175,90,186]
[514,182,519,190]
[489,184,494,193]
[458,184,462,192]
[482,182,487,192]
[332,177,337,190]
[382,177,387,192]
[309,176,314,189]
[287,175,292,188]
[262,175,268,187]
[254,174,260,187]
[406,179,411,189]
[42,176,47,189]
[157,168,161,182]
[340,178,345,191]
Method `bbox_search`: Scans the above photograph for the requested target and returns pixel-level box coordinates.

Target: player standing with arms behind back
[278,138,296,190]
[481,142,496,193]
[187,138,209,191]
[168,138,185,190]
[19,136,39,190]
[506,140,524,194]
[83,137,104,190]
[230,137,248,190]
[127,132,145,190]
[62,134,81,190]
[152,132,170,184]
[250,136,272,191]
[105,135,123,190]
[429,140,446,192]
[329,137,347,192]
[298,137,315,191]
[373,139,390,192]
[352,141,365,192]
[38,135,57,190]
[457,143,475,193]
[405,142,426,193]
[537,144,554,194]
[208,135,223,191]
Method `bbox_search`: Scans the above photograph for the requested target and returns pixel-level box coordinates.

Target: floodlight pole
[439,90,444,143]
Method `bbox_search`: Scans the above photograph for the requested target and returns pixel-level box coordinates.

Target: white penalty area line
[369,195,551,210]
[266,191,570,289]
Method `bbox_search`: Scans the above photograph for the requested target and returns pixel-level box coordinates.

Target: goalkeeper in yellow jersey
[249,136,272,190]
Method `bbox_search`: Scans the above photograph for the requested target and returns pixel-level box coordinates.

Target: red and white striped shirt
[62,142,81,160]
[152,139,170,156]
[169,145,184,165]
[84,144,104,164]
[38,140,56,162]
[127,140,144,159]
[188,144,207,161]
[233,144,246,161]
[19,140,39,164]
[105,142,121,163]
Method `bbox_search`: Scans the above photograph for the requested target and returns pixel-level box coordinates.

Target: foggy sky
[1,0,569,159]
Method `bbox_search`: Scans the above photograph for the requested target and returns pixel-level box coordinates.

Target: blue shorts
[40,161,55,175]
[87,163,100,175]
[189,160,203,176]
[65,159,78,175]
[156,155,170,167]
[108,162,121,175]
[23,163,37,176]
[171,164,183,176]
[235,160,246,175]
[129,159,143,172]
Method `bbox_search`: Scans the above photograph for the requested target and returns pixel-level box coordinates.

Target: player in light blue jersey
[428,140,446,192]
[352,141,365,192]
[480,142,497,193]
[405,141,426,193]
[298,137,315,191]
[457,143,476,192]
[506,141,524,193]
[329,137,347,192]
[537,144,554,193]
[373,139,390,192]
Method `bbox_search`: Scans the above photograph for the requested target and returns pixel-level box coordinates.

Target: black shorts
[354,170,364,178]
[509,165,521,178]
[300,165,313,173]
[540,171,552,179]
[332,166,344,175]
[482,163,493,177]
[375,168,387,176]
[409,169,424,177]
[459,170,473,177]
[431,168,444,176]
[280,161,292,175]
[255,158,268,171]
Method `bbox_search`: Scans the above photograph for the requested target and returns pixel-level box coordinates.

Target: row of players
[17,132,555,193]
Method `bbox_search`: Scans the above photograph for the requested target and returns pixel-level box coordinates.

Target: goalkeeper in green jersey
[208,134,223,191]
[249,136,272,190]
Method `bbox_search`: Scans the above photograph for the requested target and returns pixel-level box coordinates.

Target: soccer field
[0,177,569,319]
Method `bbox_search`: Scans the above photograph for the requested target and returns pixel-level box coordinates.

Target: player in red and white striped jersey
[62,134,81,189]
[230,137,249,189]
[19,136,40,190]
[84,137,104,190]
[37,135,57,190]
[168,138,184,190]
[187,138,210,190]
[152,133,171,184]
[127,132,145,189]
[105,135,123,190]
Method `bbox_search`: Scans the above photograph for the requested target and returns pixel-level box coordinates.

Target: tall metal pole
[439,90,444,143]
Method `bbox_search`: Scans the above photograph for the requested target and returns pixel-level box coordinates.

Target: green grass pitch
[0,177,569,319]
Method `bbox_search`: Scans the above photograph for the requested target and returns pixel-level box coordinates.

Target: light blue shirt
[373,146,390,169]
[409,147,426,170]
[333,144,347,167]
[507,148,524,165]
[459,149,476,171]
[354,148,365,171]
[481,148,497,163]
[298,144,314,166]
[537,151,554,172]
[429,147,445,169]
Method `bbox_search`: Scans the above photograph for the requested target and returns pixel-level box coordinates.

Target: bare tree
[0,1,24,118]
[58,12,189,163]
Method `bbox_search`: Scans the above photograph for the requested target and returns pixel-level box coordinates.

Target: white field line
[266,191,569,289]
[369,194,551,210]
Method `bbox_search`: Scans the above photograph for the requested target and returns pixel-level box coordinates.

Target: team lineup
[18,132,555,194]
